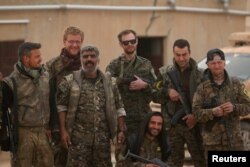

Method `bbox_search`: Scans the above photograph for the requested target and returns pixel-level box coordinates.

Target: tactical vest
[64,70,117,140]
[3,67,50,127]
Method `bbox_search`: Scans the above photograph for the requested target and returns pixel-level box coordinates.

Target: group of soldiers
[0,26,250,167]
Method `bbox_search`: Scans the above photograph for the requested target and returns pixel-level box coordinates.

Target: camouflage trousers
[14,126,53,167]
[168,124,206,167]
[66,139,112,167]
[53,144,68,167]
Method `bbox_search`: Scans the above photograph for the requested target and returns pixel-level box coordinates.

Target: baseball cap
[206,48,225,63]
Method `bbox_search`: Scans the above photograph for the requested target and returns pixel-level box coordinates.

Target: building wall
[0,0,248,70]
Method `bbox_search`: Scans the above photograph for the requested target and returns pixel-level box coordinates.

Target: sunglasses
[121,39,137,46]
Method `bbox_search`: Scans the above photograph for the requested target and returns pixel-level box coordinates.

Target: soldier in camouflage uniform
[1,42,53,166]
[45,26,84,167]
[116,112,171,167]
[57,45,127,167]
[106,29,156,136]
[153,39,205,167]
[192,48,250,161]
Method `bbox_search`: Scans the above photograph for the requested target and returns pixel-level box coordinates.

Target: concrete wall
[0,0,248,70]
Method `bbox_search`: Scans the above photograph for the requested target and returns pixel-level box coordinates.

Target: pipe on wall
[0,4,249,16]
[0,19,30,24]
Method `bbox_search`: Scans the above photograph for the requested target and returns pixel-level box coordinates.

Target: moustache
[85,61,94,66]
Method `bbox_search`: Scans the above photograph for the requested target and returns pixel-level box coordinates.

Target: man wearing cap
[192,48,250,160]
[152,39,205,167]
[57,45,127,166]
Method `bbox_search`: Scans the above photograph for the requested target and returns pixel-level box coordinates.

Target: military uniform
[1,64,53,167]
[106,55,156,135]
[118,136,165,167]
[193,69,250,159]
[45,48,81,167]
[153,58,205,167]
[57,69,126,167]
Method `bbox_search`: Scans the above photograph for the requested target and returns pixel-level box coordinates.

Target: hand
[182,114,196,129]
[116,131,125,151]
[212,106,224,117]
[117,131,125,144]
[129,75,148,90]
[168,89,180,102]
[46,129,52,142]
[220,102,234,115]
[60,129,71,150]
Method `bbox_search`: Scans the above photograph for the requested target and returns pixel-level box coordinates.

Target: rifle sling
[10,77,19,153]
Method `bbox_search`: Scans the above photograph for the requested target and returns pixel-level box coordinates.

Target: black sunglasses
[121,39,137,46]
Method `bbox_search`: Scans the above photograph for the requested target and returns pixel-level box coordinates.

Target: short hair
[80,45,99,57]
[117,29,137,42]
[18,42,41,60]
[63,26,84,42]
[173,39,191,53]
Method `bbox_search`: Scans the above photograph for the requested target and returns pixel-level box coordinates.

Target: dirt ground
[0,149,193,167]
[0,152,11,167]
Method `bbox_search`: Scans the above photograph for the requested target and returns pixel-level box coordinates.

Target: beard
[81,61,99,73]
[124,47,136,55]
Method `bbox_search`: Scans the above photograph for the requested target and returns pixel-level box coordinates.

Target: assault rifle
[116,76,152,86]
[6,109,18,161]
[116,77,136,85]
[202,96,232,150]
[125,150,170,167]
[167,70,191,125]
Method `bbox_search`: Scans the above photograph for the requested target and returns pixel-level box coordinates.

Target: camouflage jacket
[153,58,203,126]
[2,64,50,127]
[57,69,126,140]
[106,55,156,134]
[117,135,167,167]
[192,69,250,147]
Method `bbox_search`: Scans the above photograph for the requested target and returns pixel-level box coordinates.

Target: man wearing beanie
[192,48,250,162]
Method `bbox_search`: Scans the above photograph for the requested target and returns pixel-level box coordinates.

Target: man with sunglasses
[106,29,156,166]
[45,26,84,167]
[106,29,156,137]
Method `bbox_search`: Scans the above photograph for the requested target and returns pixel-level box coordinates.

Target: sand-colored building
[0,0,250,75]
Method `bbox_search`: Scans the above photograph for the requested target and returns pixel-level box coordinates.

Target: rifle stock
[125,150,169,167]
[6,109,17,164]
